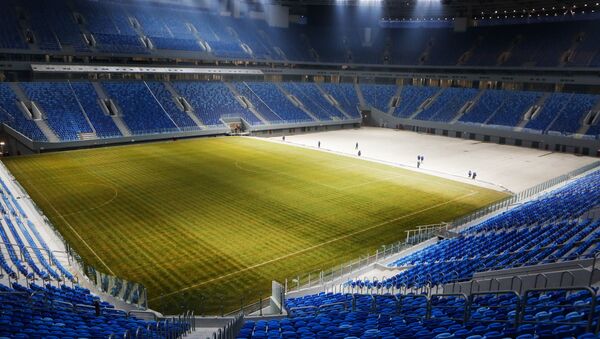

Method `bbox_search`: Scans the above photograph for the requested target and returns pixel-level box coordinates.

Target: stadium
[0,0,599,337]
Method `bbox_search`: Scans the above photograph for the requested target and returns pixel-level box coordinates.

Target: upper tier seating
[1,0,600,68]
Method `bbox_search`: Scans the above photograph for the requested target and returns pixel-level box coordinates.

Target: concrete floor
[268,127,598,193]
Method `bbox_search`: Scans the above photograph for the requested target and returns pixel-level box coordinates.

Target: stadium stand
[0,84,47,142]
[2,81,599,142]
[281,83,345,121]
[0,283,188,338]
[360,84,397,113]
[20,82,94,141]
[101,82,177,134]
[320,83,362,119]
[1,0,600,68]
[236,169,600,339]
[173,81,262,126]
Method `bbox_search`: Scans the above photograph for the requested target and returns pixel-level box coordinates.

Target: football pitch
[4,137,508,314]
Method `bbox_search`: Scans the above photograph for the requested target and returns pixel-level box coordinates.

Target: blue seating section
[485,91,542,127]
[243,82,312,123]
[4,0,600,69]
[321,83,361,119]
[21,82,94,141]
[0,84,46,141]
[393,86,440,118]
[3,81,599,141]
[146,82,199,130]
[415,88,479,122]
[102,82,176,134]
[351,170,600,291]
[173,81,262,126]
[0,283,187,338]
[281,83,344,121]
[0,1,28,50]
[360,84,397,113]
[547,94,600,135]
[253,289,600,339]
[70,82,122,138]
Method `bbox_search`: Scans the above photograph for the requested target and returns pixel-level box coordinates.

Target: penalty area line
[149,190,478,302]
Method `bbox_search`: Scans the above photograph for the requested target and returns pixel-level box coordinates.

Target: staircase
[387,84,403,115]
[68,81,98,139]
[577,98,600,134]
[354,83,367,109]
[451,89,486,123]
[10,83,60,142]
[409,87,443,119]
[277,83,319,121]
[224,82,269,124]
[163,82,205,128]
[91,82,132,137]
[517,92,550,129]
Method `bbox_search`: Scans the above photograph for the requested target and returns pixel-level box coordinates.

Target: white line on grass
[149,190,478,301]
[11,161,116,276]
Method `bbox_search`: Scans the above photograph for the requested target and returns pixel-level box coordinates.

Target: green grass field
[3,137,508,314]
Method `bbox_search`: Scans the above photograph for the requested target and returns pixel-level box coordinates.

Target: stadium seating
[102,82,177,134]
[281,83,345,121]
[393,86,441,118]
[243,82,313,123]
[320,83,361,119]
[414,87,479,122]
[0,84,47,141]
[173,81,262,126]
[145,82,200,130]
[21,82,94,141]
[355,170,600,291]
[360,84,397,113]
[69,82,122,139]
[253,288,599,339]
[1,0,600,68]
[3,81,599,142]
[0,282,187,338]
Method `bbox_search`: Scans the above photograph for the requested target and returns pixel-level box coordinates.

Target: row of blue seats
[0,283,187,338]
[245,287,600,338]
[0,177,74,282]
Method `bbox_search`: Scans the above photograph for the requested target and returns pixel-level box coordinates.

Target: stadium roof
[265,0,597,19]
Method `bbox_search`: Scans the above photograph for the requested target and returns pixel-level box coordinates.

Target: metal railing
[304,287,598,333]
[451,161,600,230]
[211,313,244,339]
